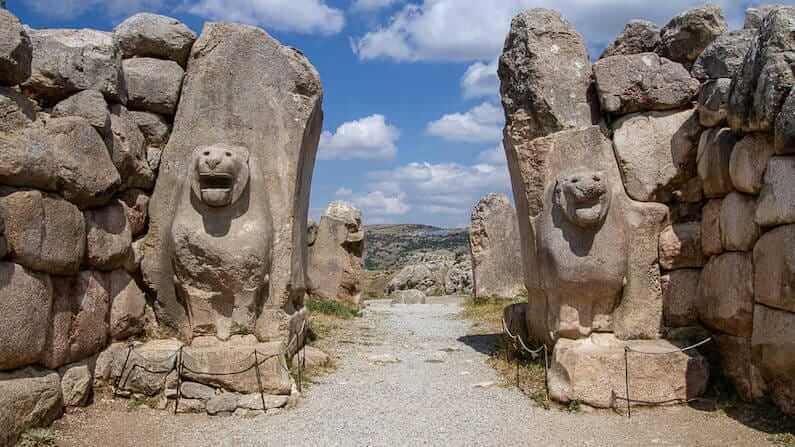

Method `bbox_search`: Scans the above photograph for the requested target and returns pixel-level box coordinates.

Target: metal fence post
[624,346,631,419]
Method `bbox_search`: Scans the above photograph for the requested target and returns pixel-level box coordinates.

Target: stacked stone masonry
[500,5,795,414]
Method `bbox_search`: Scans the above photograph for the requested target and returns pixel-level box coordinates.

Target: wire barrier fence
[502,319,713,418]
[113,321,308,415]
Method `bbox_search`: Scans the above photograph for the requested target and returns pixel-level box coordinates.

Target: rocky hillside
[363,224,469,271]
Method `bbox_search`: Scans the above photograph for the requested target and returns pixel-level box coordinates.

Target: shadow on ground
[457,333,501,355]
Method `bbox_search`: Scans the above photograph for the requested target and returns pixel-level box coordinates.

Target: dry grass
[459,297,519,326]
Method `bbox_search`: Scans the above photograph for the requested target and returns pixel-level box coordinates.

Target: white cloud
[462,60,499,99]
[352,0,401,13]
[351,191,411,215]
[318,114,400,160]
[335,187,353,197]
[477,144,507,165]
[352,0,747,62]
[186,0,345,35]
[426,102,503,144]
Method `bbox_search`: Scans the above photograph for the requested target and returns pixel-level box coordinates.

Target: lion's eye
[225,152,232,157]
[203,151,210,156]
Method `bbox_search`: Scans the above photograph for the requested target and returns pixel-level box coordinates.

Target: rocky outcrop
[106,104,155,191]
[0,367,63,447]
[122,58,184,115]
[0,9,31,86]
[600,20,660,59]
[0,86,35,133]
[469,193,523,299]
[84,200,133,271]
[658,5,728,67]
[391,289,426,305]
[754,225,795,313]
[52,90,111,136]
[698,78,732,127]
[755,156,795,226]
[386,264,435,295]
[692,30,756,80]
[114,13,197,67]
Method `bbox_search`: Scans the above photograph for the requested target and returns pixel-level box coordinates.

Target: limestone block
[697,128,737,198]
[293,346,330,369]
[692,30,756,80]
[114,13,196,67]
[52,90,110,136]
[754,225,795,313]
[110,339,182,395]
[0,86,35,133]
[180,382,215,400]
[720,192,759,251]
[776,89,795,154]
[701,199,723,256]
[658,5,728,66]
[123,58,184,116]
[729,133,777,194]
[107,269,147,341]
[0,9,31,85]
[659,222,704,270]
[661,269,700,328]
[106,104,155,191]
[600,20,660,59]
[755,156,795,226]
[752,305,795,415]
[130,111,171,148]
[699,252,754,337]
[58,360,94,407]
[0,262,52,370]
[698,78,731,127]
[0,367,63,447]
[84,200,133,271]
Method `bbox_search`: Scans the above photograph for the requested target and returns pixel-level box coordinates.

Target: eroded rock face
[697,127,737,198]
[730,133,777,194]
[84,200,133,271]
[714,334,767,401]
[114,13,196,67]
[658,5,728,66]
[698,78,732,127]
[593,53,699,115]
[59,360,94,407]
[52,90,111,136]
[107,269,147,340]
[130,111,171,148]
[600,20,660,59]
[0,9,32,86]
[745,5,784,29]
[756,156,795,226]
[0,86,35,133]
[469,193,524,299]
[661,269,700,328]
[720,192,759,251]
[307,201,364,306]
[692,30,756,80]
[107,104,155,191]
[0,367,63,447]
[701,199,723,256]
[752,305,795,415]
[659,222,704,270]
[699,252,754,337]
[0,262,52,370]
[777,90,795,153]
[123,58,184,115]
[499,8,597,143]
[754,225,795,313]
[143,23,322,342]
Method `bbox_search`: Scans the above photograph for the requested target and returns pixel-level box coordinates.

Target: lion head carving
[554,167,611,228]
[190,144,250,207]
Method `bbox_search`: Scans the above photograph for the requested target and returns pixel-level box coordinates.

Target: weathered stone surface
[123,58,184,116]
[0,262,52,370]
[386,264,435,295]
[52,90,110,136]
[469,193,524,299]
[114,13,196,67]
[692,30,756,80]
[548,334,709,408]
[612,109,701,202]
[593,53,699,115]
[499,8,598,143]
[22,28,124,103]
[118,188,149,237]
[745,5,785,29]
[180,381,215,400]
[756,156,795,226]
[505,126,667,342]
[293,345,330,369]
[0,86,35,133]
[177,398,206,413]
[0,367,63,447]
[728,7,795,133]
[730,133,777,194]
[698,78,732,127]
[391,289,427,305]
[93,342,125,383]
[776,89,795,153]
[59,360,94,407]
[147,147,163,172]
[720,192,759,252]
[130,111,171,148]
[659,222,704,270]
[697,128,737,198]
[308,201,364,306]
[714,334,767,401]
[107,104,155,191]
[754,225,795,313]
[84,200,133,271]
[0,188,85,274]
[43,271,111,369]
[142,23,322,342]
[661,269,700,328]
[110,339,182,395]
[752,305,795,415]
[237,393,289,410]
[0,9,31,85]
[0,116,120,208]
[107,270,146,340]
[600,20,660,59]
[658,5,728,66]
[207,393,238,415]
[181,341,291,394]
[699,252,754,337]
[444,259,473,295]
[701,199,723,256]
[124,238,145,274]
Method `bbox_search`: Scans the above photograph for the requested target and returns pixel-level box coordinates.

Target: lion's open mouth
[199,173,234,191]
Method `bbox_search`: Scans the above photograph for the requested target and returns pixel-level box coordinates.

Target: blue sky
[10,0,760,227]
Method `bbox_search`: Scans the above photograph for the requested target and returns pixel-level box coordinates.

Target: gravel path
[55,297,772,447]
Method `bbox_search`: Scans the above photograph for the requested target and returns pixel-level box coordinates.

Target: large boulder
[106,104,155,190]
[697,127,737,198]
[698,78,732,127]
[719,192,759,252]
[0,188,85,275]
[728,7,795,133]
[59,360,94,407]
[111,339,181,396]
[84,200,133,271]
[754,225,795,313]
[386,264,435,295]
[0,116,120,208]
[51,90,111,136]
[612,109,700,202]
[729,133,777,194]
[752,305,795,415]
[114,13,197,67]
[699,252,754,337]
[691,30,756,80]
[658,5,728,66]
[0,86,35,134]
[391,289,426,305]
[593,53,699,115]
[0,262,52,370]
[106,269,147,340]
[755,156,795,226]
[661,269,700,328]
[22,28,124,103]
[469,193,524,299]
[0,9,31,85]
[43,271,111,369]
[0,367,63,447]
[599,20,660,59]
[548,334,709,408]
[499,8,597,143]
[307,201,364,306]
[658,222,704,270]
[701,199,723,256]
[122,58,184,115]
[130,110,171,148]
[142,22,323,342]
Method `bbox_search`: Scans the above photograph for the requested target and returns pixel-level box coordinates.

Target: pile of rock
[385,251,472,297]
[499,5,795,414]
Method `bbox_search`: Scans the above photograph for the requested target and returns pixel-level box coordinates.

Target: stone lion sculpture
[169,144,272,340]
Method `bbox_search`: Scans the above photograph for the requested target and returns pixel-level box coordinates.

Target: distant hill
[363,224,470,271]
